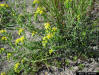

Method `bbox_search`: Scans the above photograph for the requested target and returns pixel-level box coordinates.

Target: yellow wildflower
[52,27,57,31]
[15,36,25,45]
[0,4,8,7]
[35,7,44,15]
[42,36,47,40]
[14,62,20,73]
[18,28,24,35]
[15,38,20,45]
[0,48,5,53]
[7,53,11,60]
[1,48,4,51]
[0,72,6,75]
[44,22,50,29]
[39,10,43,14]
[1,36,7,40]
[42,40,48,47]
[20,36,24,42]
[36,7,40,13]
[49,49,54,55]
[33,0,39,4]
[0,30,6,34]
[46,33,53,39]
[0,4,5,7]
[32,31,37,36]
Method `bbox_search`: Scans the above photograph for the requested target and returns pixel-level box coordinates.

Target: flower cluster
[34,6,44,20]
[18,28,24,35]
[42,38,48,47]
[0,30,6,34]
[35,7,44,15]
[44,23,50,29]
[46,33,53,39]
[0,4,8,7]
[0,29,7,41]
[49,49,54,55]
[52,27,57,32]
[0,72,6,75]
[15,36,25,45]
[7,53,11,60]
[1,36,7,41]
[33,0,39,4]
[14,62,20,73]
[42,22,57,47]
[0,48,5,54]
[32,31,37,36]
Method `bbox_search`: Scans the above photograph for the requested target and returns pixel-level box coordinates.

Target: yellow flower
[0,4,8,7]
[32,31,37,36]
[35,7,40,13]
[14,62,20,73]
[39,10,43,14]
[0,48,5,53]
[15,36,25,45]
[52,27,57,31]
[7,53,11,60]
[49,49,54,54]
[15,38,20,45]
[0,72,6,75]
[42,36,47,40]
[42,40,48,47]
[44,22,50,29]
[46,33,53,39]
[35,7,44,15]
[0,4,5,7]
[18,28,24,35]
[33,0,39,4]
[1,48,4,51]
[0,30,6,34]
[1,36,7,40]
[19,36,25,43]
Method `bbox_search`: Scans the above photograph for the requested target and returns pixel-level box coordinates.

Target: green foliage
[0,5,15,29]
[78,64,84,70]
[0,0,97,74]
[65,59,70,65]
[73,56,78,61]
